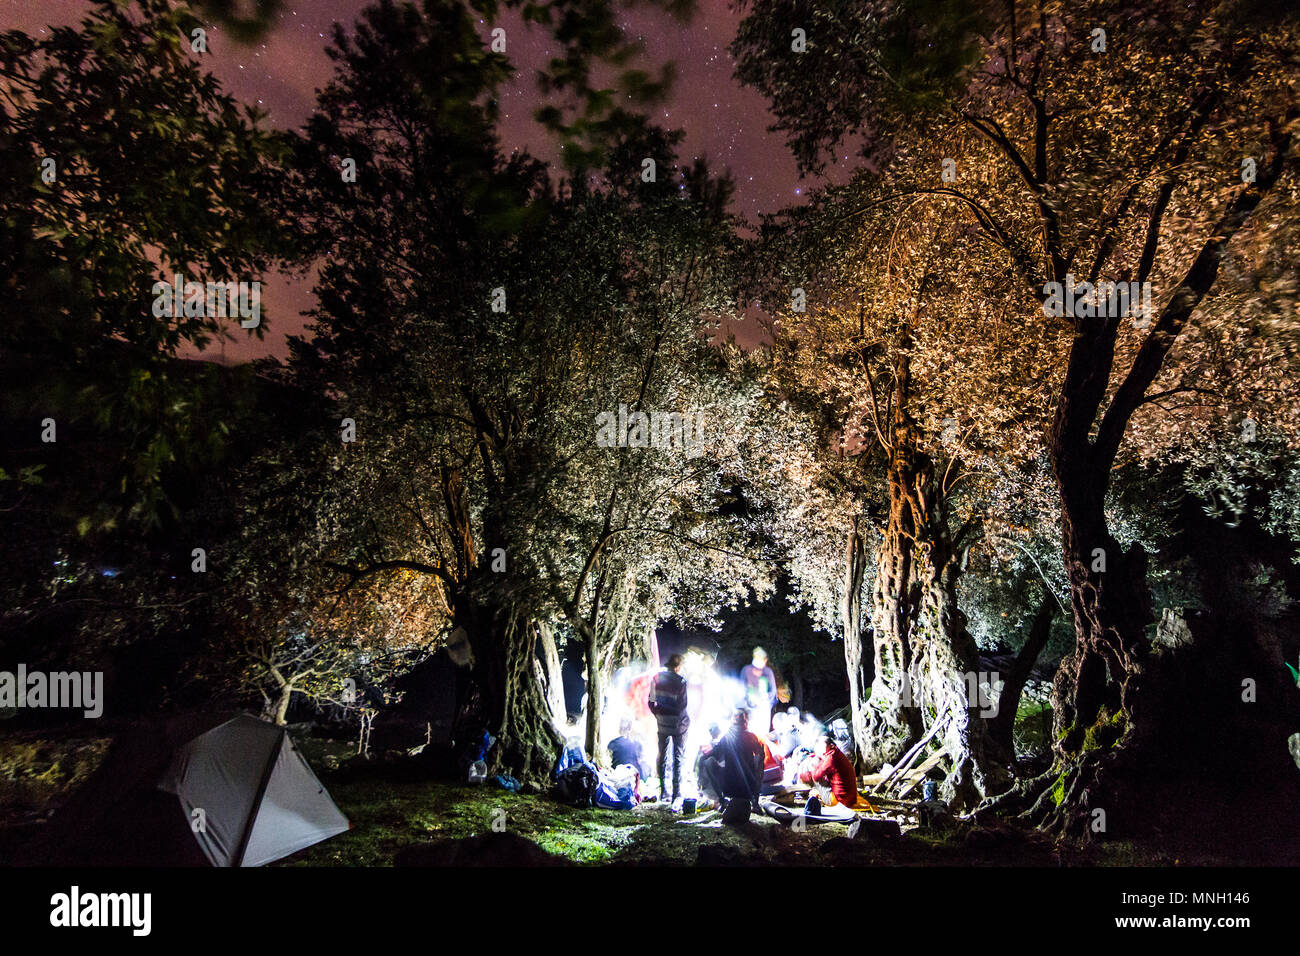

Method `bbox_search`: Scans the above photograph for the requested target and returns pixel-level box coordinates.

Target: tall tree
[736,0,1300,830]
[0,0,294,529]
[751,173,1056,803]
[284,0,749,778]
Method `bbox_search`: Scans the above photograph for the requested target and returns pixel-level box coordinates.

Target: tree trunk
[459,592,561,785]
[841,515,874,763]
[584,623,601,762]
[977,410,1155,833]
[988,591,1057,752]
[533,620,566,726]
[861,342,1011,801]
[861,439,924,769]
[907,483,1012,809]
[861,329,927,771]
[1020,466,1153,834]
[274,685,293,726]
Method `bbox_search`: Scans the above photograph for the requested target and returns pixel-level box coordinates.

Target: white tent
[157,715,350,867]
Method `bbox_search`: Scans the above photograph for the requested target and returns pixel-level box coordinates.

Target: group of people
[617,648,859,822]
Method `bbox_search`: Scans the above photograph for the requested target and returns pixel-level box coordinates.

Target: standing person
[560,645,587,725]
[649,654,689,809]
[740,647,778,734]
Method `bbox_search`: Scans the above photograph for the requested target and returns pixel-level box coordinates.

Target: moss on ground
[1,734,1290,866]
[0,733,112,819]
[278,768,819,867]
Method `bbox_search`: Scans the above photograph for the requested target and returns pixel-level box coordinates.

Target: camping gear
[23,712,350,867]
[555,739,588,775]
[553,740,601,807]
[491,773,521,793]
[594,764,640,810]
[460,729,496,774]
[761,799,856,827]
[555,763,600,807]
[468,760,488,784]
[681,797,696,814]
[157,715,351,867]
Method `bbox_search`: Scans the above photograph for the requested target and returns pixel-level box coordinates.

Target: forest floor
[276,738,1295,867]
[2,731,1295,866]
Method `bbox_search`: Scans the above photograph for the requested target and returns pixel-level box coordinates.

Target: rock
[394,832,571,867]
[963,824,1025,853]
[917,799,956,829]
[1289,733,1300,771]
[1153,607,1204,649]
[847,817,902,841]
[696,844,761,866]
[816,836,876,865]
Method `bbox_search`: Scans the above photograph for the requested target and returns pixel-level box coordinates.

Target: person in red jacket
[798,733,858,808]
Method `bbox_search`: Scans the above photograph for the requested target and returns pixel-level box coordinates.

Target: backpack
[554,763,600,808]
[594,764,640,810]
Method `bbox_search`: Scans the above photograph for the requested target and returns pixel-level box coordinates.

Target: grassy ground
[278,738,1078,867]
[3,732,1293,866]
[284,738,835,865]
[280,737,1300,867]
[0,729,111,825]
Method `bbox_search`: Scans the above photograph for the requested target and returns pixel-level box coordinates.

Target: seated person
[708,710,766,817]
[771,711,803,760]
[758,734,784,793]
[798,733,859,809]
[607,720,648,779]
[694,723,726,807]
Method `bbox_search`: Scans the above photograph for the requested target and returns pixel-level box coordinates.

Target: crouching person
[712,710,765,825]
[694,724,726,810]
[798,732,859,818]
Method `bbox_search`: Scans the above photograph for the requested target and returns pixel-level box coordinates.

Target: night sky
[10,1,851,360]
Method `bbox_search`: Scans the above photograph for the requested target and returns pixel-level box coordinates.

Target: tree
[736,0,1300,831]
[750,177,1060,803]
[527,138,773,758]
[282,0,756,780]
[0,0,295,530]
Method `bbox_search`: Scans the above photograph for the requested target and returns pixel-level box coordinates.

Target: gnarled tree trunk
[533,620,566,726]
[861,436,925,769]
[459,592,562,786]
[907,473,1011,809]
[841,515,874,762]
